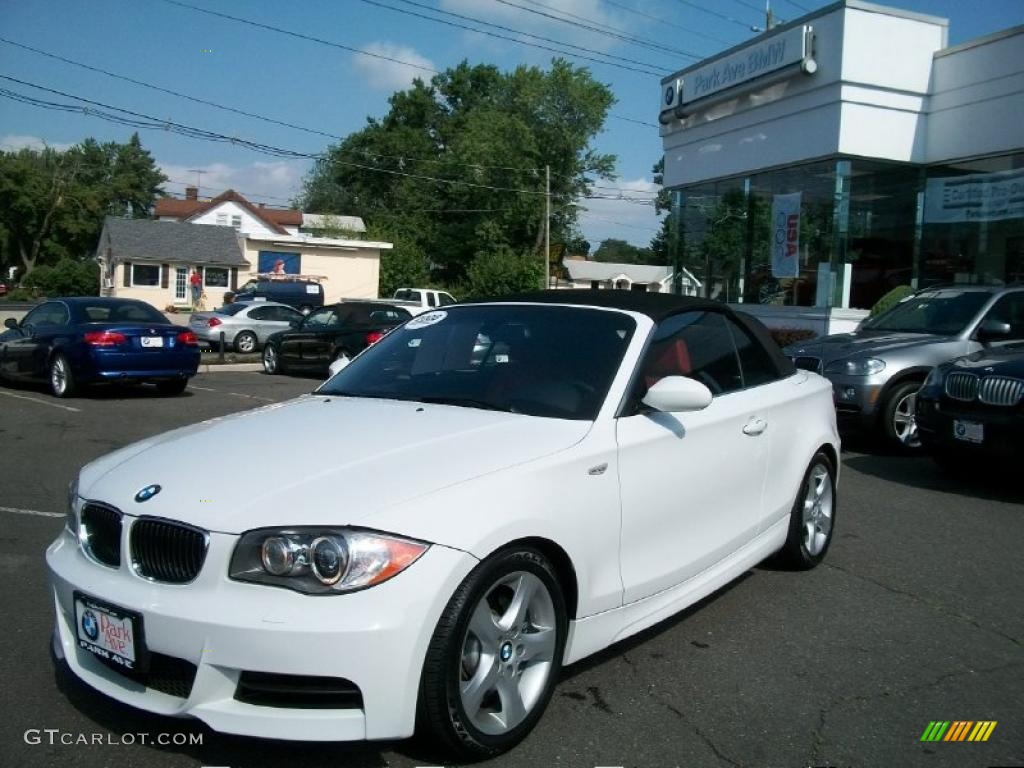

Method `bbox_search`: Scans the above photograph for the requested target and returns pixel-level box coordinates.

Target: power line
[355,0,668,76]
[601,0,734,47]
[781,0,812,12]
[0,74,654,202]
[672,0,757,31]
[492,0,702,60]
[726,0,771,17]
[162,179,296,204]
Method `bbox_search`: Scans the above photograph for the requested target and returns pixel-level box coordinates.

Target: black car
[916,341,1024,464]
[261,301,412,376]
[0,297,200,397]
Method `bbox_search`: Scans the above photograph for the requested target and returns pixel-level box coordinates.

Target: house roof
[153,190,302,234]
[566,261,673,284]
[97,217,249,267]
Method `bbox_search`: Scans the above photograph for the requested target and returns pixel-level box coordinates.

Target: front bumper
[47,527,477,741]
[916,398,1024,459]
[822,373,887,428]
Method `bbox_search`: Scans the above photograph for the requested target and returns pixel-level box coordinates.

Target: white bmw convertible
[48,291,839,758]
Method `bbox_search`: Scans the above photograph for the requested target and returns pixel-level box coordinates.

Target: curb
[198,363,264,373]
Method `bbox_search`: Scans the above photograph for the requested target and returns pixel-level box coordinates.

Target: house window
[204,267,229,287]
[231,215,242,230]
[216,213,227,226]
[131,264,161,287]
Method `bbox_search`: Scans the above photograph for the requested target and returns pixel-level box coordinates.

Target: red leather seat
[643,339,692,389]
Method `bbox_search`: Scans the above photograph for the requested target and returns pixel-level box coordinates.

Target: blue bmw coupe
[0,297,200,397]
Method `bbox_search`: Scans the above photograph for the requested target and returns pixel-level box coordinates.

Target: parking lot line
[0,505,63,519]
[0,390,81,413]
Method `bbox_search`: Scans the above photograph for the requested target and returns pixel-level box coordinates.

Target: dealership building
[659,0,1023,316]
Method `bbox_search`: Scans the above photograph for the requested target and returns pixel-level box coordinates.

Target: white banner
[770,192,801,278]
[923,168,1024,224]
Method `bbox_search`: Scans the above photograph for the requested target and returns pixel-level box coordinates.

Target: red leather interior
[644,339,692,388]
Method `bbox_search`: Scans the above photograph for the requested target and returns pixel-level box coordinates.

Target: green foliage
[871,284,915,317]
[300,59,615,286]
[593,238,657,265]
[22,257,99,297]
[0,133,165,277]
[367,223,431,297]
[465,244,544,299]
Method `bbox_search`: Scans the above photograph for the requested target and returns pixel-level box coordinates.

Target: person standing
[189,268,202,309]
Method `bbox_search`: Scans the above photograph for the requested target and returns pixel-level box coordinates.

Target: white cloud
[576,176,664,248]
[353,42,436,91]
[0,134,75,152]
[158,159,309,207]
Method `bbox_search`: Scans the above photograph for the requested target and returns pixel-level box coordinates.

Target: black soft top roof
[475,289,796,378]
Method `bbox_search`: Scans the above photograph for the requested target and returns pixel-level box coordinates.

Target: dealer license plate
[953,419,984,444]
[73,592,147,672]
[140,336,164,348]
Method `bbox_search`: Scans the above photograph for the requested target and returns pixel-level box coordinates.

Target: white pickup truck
[389,288,457,315]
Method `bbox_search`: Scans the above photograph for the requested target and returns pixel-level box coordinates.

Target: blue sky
[1,0,1022,248]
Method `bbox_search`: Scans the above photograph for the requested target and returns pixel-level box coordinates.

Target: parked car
[262,301,411,376]
[0,280,7,297]
[916,341,1024,465]
[0,297,200,397]
[228,277,325,313]
[784,284,1024,449]
[47,291,839,758]
[391,287,457,315]
[189,301,303,353]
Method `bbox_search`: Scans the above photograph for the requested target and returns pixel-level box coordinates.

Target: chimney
[258,203,265,209]
[185,186,198,200]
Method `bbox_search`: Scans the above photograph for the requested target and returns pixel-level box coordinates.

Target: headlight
[229,528,429,595]
[66,476,80,537]
[825,357,886,376]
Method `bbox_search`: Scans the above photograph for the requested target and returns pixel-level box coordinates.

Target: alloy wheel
[893,391,920,448]
[801,462,834,557]
[459,571,557,736]
[50,356,67,396]
[236,332,257,354]
[262,345,278,374]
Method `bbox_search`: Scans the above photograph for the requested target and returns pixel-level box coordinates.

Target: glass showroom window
[131,264,160,287]
[204,267,229,288]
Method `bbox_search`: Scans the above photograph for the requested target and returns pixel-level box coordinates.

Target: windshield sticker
[408,338,422,347]
[406,311,447,330]
[495,353,509,363]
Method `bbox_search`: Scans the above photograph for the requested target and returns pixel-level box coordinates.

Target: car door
[279,307,331,367]
[5,302,70,381]
[976,291,1024,347]
[615,311,771,604]
[295,306,341,365]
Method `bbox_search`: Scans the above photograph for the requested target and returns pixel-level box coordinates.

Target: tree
[366,222,431,296]
[592,238,656,265]
[300,59,615,287]
[465,244,544,299]
[0,133,165,277]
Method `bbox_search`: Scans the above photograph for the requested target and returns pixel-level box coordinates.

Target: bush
[3,286,40,302]
[870,285,914,317]
[465,245,544,299]
[22,258,99,297]
[770,327,817,348]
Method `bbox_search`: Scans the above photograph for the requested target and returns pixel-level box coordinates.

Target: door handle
[742,418,768,436]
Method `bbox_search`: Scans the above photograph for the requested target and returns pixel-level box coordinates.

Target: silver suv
[784,285,1024,449]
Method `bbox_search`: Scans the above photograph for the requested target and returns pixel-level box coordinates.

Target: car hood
[79,395,591,535]
[786,331,951,362]
[949,344,1024,376]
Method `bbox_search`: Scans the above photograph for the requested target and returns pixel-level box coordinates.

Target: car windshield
[861,290,991,335]
[215,303,250,316]
[318,305,636,420]
[237,280,259,293]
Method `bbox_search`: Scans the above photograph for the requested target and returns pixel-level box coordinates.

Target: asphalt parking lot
[0,371,1021,768]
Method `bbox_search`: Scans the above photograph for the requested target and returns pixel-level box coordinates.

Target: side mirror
[977,318,1012,342]
[642,376,713,413]
[4,317,17,330]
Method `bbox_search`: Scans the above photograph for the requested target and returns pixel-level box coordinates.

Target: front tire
[882,380,923,450]
[418,548,567,759]
[262,344,282,375]
[778,451,837,570]
[49,353,77,398]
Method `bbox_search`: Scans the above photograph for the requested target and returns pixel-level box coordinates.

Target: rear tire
[49,353,77,398]
[777,451,837,570]
[418,548,567,759]
[156,379,188,396]
[234,331,258,354]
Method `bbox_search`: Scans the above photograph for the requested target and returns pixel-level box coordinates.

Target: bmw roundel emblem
[81,609,99,641]
[134,484,161,503]
[664,85,675,106]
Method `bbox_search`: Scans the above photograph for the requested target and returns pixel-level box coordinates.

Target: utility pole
[544,164,551,290]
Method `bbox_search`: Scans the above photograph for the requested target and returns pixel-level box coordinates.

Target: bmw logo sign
[134,484,161,503]
[81,609,99,641]
[664,85,675,106]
